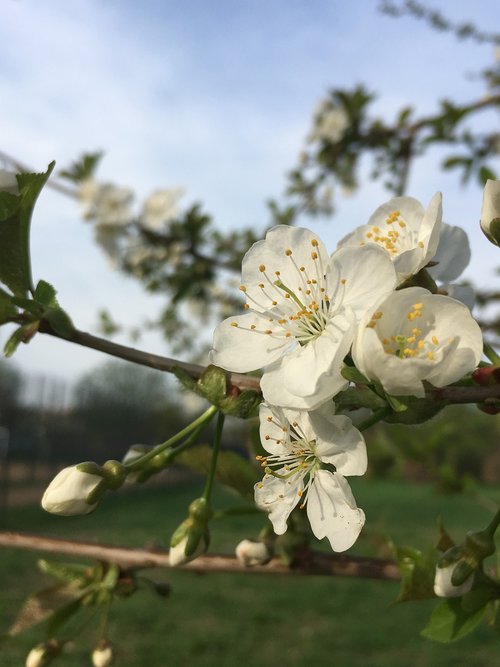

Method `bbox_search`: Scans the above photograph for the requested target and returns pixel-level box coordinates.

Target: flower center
[359,210,424,256]
[367,301,455,361]
[234,240,346,345]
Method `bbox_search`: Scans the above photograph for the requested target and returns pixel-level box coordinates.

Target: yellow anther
[275,270,281,276]
[285,332,292,337]
[259,264,266,272]
[432,336,439,345]
[418,241,424,248]
[298,490,303,497]
[278,318,287,324]
[244,304,250,309]
[285,293,290,298]
[366,232,373,238]
[265,435,270,440]
[398,220,406,228]
[418,340,424,349]
[285,249,292,256]
[341,278,347,284]
[267,416,273,422]
[427,351,434,360]
[265,329,272,334]
[239,285,246,292]
[259,283,264,288]
[412,328,421,336]
[373,311,383,319]
[407,336,416,344]
[311,251,318,260]
[272,300,277,305]
[300,266,306,272]
[373,226,380,233]
[413,302,423,310]
[231,322,238,327]
[382,338,390,345]
[311,239,319,247]
[250,324,256,330]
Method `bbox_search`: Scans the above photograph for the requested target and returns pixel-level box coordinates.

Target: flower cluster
[211,190,485,552]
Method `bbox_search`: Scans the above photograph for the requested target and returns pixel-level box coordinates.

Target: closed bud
[101,460,126,489]
[91,640,114,667]
[434,561,474,598]
[464,527,496,562]
[235,539,273,567]
[169,516,209,566]
[41,465,105,516]
[480,179,500,246]
[25,640,62,667]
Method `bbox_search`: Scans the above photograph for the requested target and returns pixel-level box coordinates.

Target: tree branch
[37,321,500,405]
[0,531,400,581]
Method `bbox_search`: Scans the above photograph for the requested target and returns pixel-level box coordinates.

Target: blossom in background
[91,641,114,667]
[140,187,184,231]
[0,169,19,194]
[41,465,103,516]
[433,562,474,598]
[210,225,396,409]
[480,179,500,247]
[308,105,350,144]
[338,193,442,282]
[78,181,133,227]
[352,286,483,398]
[254,403,367,552]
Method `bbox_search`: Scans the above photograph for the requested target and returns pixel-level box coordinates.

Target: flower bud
[41,464,105,516]
[480,179,500,246]
[434,561,474,598]
[235,539,273,567]
[169,529,209,566]
[25,640,61,667]
[0,169,19,195]
[91,640,114,667]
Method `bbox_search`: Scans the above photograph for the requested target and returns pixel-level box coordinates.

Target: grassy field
[1,479,499,667]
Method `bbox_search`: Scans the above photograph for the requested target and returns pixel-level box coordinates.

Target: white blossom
[255,403,366,552]
[428,223,474,309]
[141,187,184,231]
[92,184,134,227]
[0,169,19,194]
[308,102,349,143]
[338,193,442,282]
[480,179,500,247]
[92,642,114,667]
[434,563,474,598]
[41,465,103,516]
[235,539,272,566]
[352,287,483,398]
[210,225,396,410]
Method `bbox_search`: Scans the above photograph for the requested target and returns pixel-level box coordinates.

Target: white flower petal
[210,312,291,373]
[427,223,470,283]
[307,470,365,551]
[258,403,291,455]
[310,412,367,476]
[255,470,302,534]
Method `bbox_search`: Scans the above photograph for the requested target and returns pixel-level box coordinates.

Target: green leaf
[0,191,20,221]
[394,545,436,602]
[8,583,81,636]
[478,166,497,186]
[384,393,409,413]
[59,151,102,183]
[341,366,370,385]
[34,279,59,307]
[421,598,487,643]
[0,162,54,296]
[177,444,259,499]
[37,559,93,586]
[0,287,18,324]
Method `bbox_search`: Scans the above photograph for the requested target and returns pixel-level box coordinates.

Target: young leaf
[0,191,20,221]
[3,322,39,357]
[0,162,54,296]
[34,279,59,307]
[8,583,81,636]
[421,598,487,643]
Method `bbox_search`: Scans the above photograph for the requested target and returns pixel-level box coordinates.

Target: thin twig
[0,532,400,581]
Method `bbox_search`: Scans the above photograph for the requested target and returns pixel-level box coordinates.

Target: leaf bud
[235,539,273,567]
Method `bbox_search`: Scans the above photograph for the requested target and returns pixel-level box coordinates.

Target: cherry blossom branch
[0,531,400,581]
[37,320,500,404]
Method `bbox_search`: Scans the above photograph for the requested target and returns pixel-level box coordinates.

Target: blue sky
[0,0,499,386]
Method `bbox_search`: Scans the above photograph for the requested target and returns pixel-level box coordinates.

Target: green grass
[1,479,499,667]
